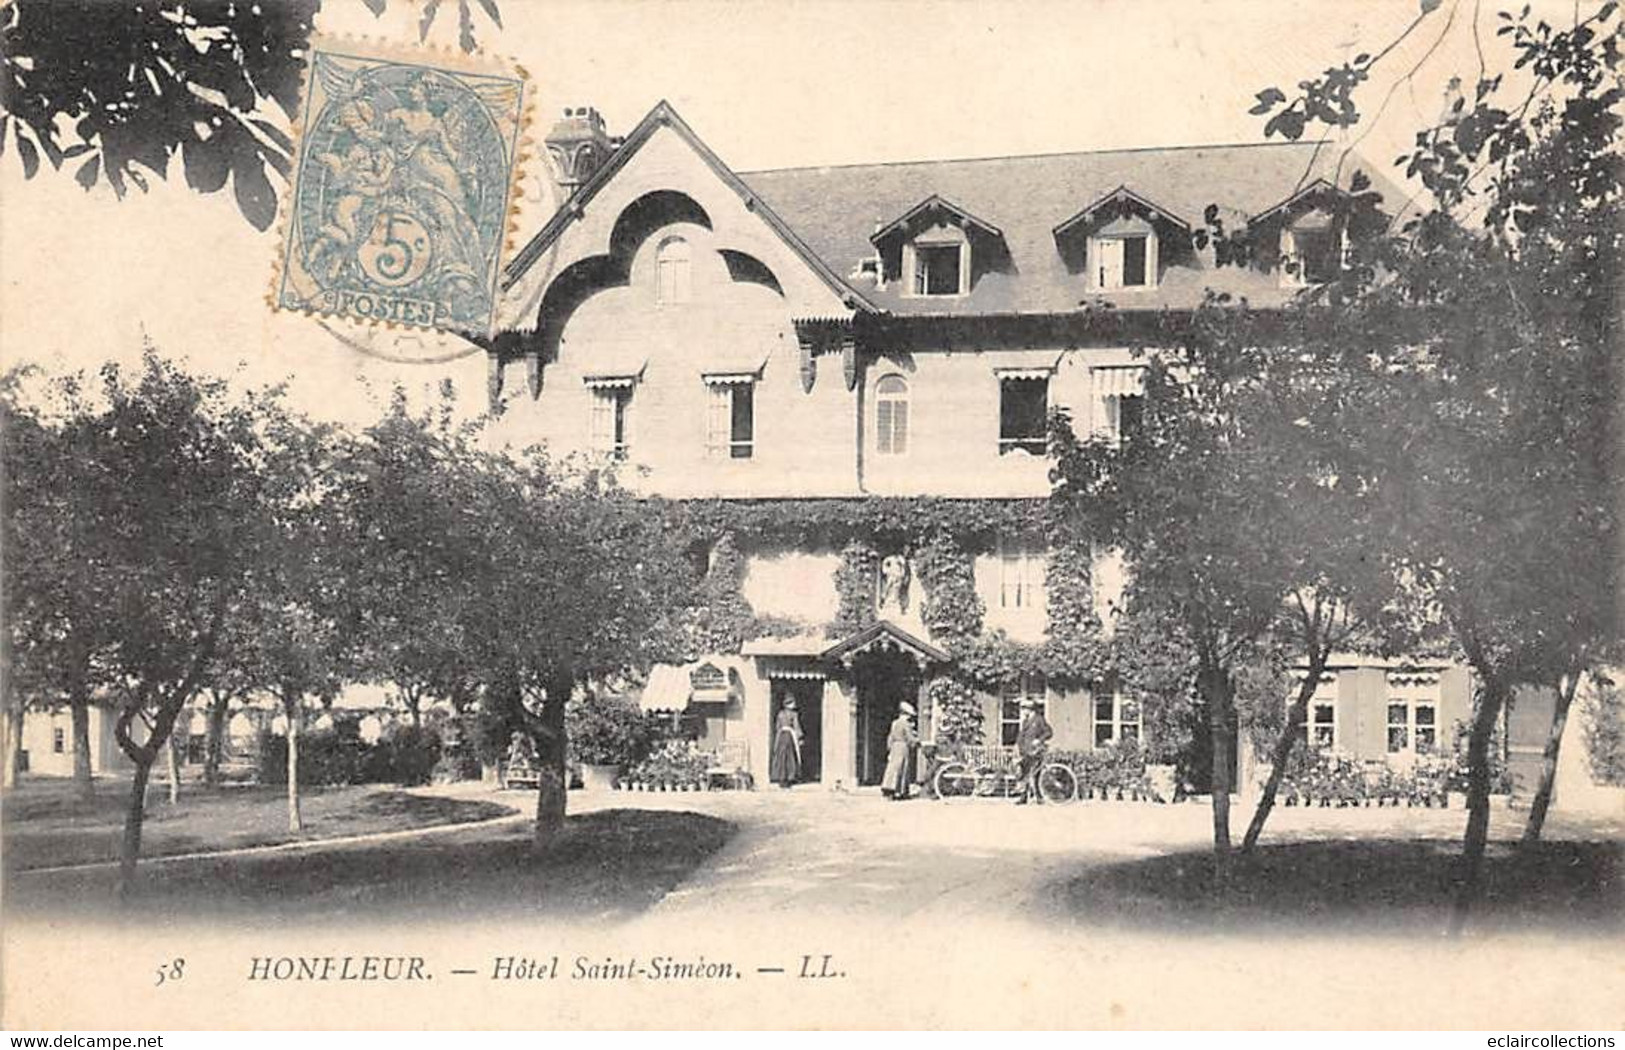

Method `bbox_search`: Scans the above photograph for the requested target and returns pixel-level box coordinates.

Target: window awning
[638,659,746,712]
[992,349,1064,382]
[1093,364,1147,398]
[581,349,648,388]
[1386,670,1441,686]
[701,347,771,385]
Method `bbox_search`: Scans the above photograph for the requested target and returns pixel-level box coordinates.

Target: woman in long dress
[881,702,918,801]
[769,699,802,788]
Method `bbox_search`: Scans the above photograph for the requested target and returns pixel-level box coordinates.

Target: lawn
[4,807,736,925]
[2,777,514,872]
[1049,836,1625,937]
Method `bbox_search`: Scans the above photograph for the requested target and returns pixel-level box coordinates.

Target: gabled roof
[871,194,1004,245]
[501,101,878,312]
[821,620,950,665]
[1252,177,1344,226]
[740,141,1403,315]
[1052,185,1192,240]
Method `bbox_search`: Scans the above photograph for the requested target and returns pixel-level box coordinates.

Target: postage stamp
[274,39,527,337]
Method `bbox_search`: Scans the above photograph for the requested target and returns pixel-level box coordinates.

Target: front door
[851,651,921,786]
[770,679,823,785]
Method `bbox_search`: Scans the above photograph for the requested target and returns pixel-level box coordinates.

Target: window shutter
[1096,238,1124,289]
[891,401,908,454]
[876,400,895,454]
[707,385,731,456]
[590,390,613,451]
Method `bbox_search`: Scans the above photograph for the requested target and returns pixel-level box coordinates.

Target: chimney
[544,106,614,198]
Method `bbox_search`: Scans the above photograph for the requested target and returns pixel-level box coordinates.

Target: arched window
[655,237,691,304]
[875,374,908,455]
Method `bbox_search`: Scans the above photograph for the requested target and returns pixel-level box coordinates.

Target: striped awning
[1387,670,1441,686]
[992,349,1065,382]
[1093,364,1147,398]
[638,659,745,712]
[581,349,647,388]
[701,346,771,384]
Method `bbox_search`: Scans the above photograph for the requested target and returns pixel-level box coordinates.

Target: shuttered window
[875,375,909,455]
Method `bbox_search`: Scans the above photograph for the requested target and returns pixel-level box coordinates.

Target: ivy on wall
[679,531,816,657]
[1037,537,1110,685]
[926,675,984,747]
[831,540,879,637]
[661,497,1049,550]
[913,529,983,644]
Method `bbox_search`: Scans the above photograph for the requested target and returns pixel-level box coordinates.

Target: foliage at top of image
[0,0,502,228]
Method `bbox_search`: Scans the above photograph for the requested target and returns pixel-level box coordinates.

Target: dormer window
[1054,187,1185,293]
[871,195,1004,300]
[1281,224,1341,286]
[1091,233,1153,290]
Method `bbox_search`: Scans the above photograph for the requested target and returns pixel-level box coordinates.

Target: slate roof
[738,141,1405,315]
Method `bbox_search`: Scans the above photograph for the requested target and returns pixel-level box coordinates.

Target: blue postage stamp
[276,40,526,336]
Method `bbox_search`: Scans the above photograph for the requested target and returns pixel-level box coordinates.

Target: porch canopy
[637,657,747,713]
[820,620,950,669]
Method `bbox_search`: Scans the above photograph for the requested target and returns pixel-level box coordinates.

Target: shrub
[927,676,983,747]
[384,724,442,786]
[1582,676,1625,786]
[566,692,648,767]
[628,739,711,789]
[256,720,368,787]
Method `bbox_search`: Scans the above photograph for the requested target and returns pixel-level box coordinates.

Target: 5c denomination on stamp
[275,38,527,337]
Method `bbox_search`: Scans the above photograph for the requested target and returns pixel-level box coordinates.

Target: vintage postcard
[1,0,1621,1035]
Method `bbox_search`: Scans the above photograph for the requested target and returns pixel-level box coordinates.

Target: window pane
[1120,724,1140,746]
[1095,724,1115,747]
[1120,698,1140,725]
[1387,702,1407,724]
[1122,236,1147,286]
[730,384,754,458]
[1094,697,1115,721]
[1118,396,1144,441]
[999,378,1048,454]
[1387,726,1408,753]
[920,244,961,295]
[1416,728,1436,753]
[1414,704,1435,726]
[1313,703,1335,726]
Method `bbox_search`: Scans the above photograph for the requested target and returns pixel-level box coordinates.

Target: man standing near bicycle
[1014,696,1053,805]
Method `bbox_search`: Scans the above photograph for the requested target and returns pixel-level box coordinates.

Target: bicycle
[932,744,1077,803]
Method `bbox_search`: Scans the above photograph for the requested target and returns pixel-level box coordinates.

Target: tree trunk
[1199,660,1235,858]
[166,731,181,805]
[285,696,303,833]
[532,673,572,851]
[117,760,153,902]
[70,698,93,799]
[1243,651,1331,852]
[1450,674,1509,935]
[1521,672,1580,846]
[203,690,229,788]
[3,706,23,788]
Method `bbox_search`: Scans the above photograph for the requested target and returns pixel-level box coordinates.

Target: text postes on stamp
[276,40,526,338]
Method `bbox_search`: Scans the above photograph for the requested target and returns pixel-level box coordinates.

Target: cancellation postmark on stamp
[275,39,526,337]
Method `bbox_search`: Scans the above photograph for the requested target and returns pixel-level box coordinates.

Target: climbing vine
[926,675,984,747]
[831,540,879,637]
[1037,536,1110,685]
[913,529,983,645]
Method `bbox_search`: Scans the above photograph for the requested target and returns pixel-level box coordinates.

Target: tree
[65,352,266,896]
[0,0,502,228]
[339,390,487,732]
[1,366,124,798]
[1051,309,1308,861]
[464,456,695,847]
[1245,0,1621,926]
[231,400,354,833]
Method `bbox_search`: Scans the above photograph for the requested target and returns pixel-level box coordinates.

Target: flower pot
[580,763,620,792]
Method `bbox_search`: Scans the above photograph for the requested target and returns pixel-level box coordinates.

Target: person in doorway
[881,702,919,801]
[1014,696,1053,805]
[770,698,803,788]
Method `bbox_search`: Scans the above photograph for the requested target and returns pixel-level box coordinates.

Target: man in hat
[881,701,919,800]
[1014,696,1054,804]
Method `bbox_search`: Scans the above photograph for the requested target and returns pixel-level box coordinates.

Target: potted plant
[566,693,648,792]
